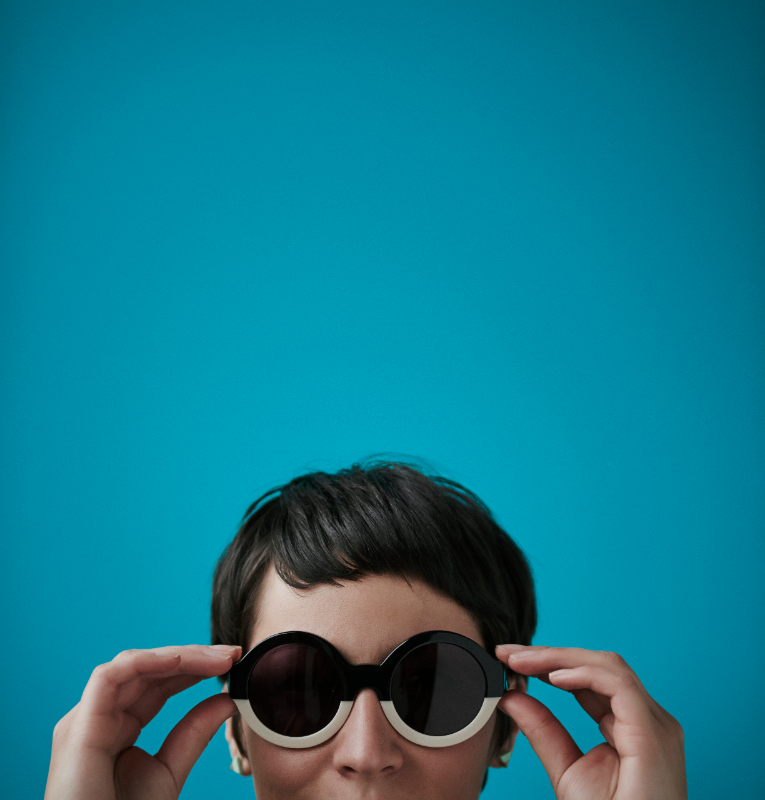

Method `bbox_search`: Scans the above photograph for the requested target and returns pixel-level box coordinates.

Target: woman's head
[211,460,536,798]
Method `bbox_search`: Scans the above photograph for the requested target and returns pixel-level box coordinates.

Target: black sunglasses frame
[228,630,507,749]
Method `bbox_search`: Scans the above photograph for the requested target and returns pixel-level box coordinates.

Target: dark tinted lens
[390,643,486,736]
[248,643,343,737]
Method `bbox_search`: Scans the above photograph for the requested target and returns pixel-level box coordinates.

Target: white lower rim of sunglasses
[233,695,501,749]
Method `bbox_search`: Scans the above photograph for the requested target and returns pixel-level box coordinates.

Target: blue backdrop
[2,1,763,797]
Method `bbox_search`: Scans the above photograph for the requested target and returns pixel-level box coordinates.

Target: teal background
[1,1,763,797]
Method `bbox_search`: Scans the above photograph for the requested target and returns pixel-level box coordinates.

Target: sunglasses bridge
[342,663,393,698]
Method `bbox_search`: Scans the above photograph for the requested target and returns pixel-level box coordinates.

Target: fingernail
[210,644,239,651]
[509,649,542,660]
[497,644,529,655]
[154,652,179,659]
[204,647,234,659]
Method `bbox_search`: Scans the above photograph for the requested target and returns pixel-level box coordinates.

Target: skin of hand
[494,645,687,800]
[44,644,241,800]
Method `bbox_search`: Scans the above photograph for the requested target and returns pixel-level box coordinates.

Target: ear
[221,684,252,776]
[488,674,527,769]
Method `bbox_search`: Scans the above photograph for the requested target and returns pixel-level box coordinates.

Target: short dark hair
[211,460,536,755]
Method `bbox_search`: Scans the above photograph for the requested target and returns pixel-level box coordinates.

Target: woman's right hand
[45,644,242,800]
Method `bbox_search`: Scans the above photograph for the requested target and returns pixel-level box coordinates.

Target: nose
[331,688,404,778]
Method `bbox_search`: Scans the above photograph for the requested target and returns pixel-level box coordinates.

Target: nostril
[331,688,405,777]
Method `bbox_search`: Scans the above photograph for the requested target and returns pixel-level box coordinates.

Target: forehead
[250,566,483,665]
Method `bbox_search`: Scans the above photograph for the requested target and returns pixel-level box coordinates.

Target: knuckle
[90,663,110,681]
[601,651,627,668]
[52,715,69,741]
[614,671,636,690]
[90,659,122,687]
[51,705,80,743]
[667,713,684,740]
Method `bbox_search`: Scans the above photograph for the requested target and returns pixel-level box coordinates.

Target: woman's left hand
[495,645,687,800]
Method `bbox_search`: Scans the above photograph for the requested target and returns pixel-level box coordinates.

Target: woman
[45,462,687,799]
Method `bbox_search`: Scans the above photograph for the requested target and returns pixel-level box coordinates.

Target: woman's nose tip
[331,688,404,776]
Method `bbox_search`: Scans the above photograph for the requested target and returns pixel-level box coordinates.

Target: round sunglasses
[227,630,507,749]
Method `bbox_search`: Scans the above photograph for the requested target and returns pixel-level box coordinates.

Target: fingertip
[496,687,524,715]
[500,687,525,704]
[203,646,241,666]
[496,644,527,657]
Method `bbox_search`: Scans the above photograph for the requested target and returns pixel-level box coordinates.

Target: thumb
[155,693,237,792]
[499,690,583,792]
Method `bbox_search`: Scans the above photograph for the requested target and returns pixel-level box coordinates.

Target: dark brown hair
[211,460,536,758]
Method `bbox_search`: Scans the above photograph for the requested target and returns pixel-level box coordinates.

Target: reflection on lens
[248,643,342,737]
[390,643,486,736]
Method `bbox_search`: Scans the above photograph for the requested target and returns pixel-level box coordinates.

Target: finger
[496,644,549,665]
[112,649,241,723]
[499,689,583,792]
[598,713,617,748]
[155,693,238,792]
[81,652,180,715]
[548,666,655,733]
[499,647,651,700]
[569,688,612,724]
[495,645,550,683]
[525,674,612,726]
[82,646,240,716]
[497,646,622,726]
[123,674,215,727]
[500,646,638,683]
